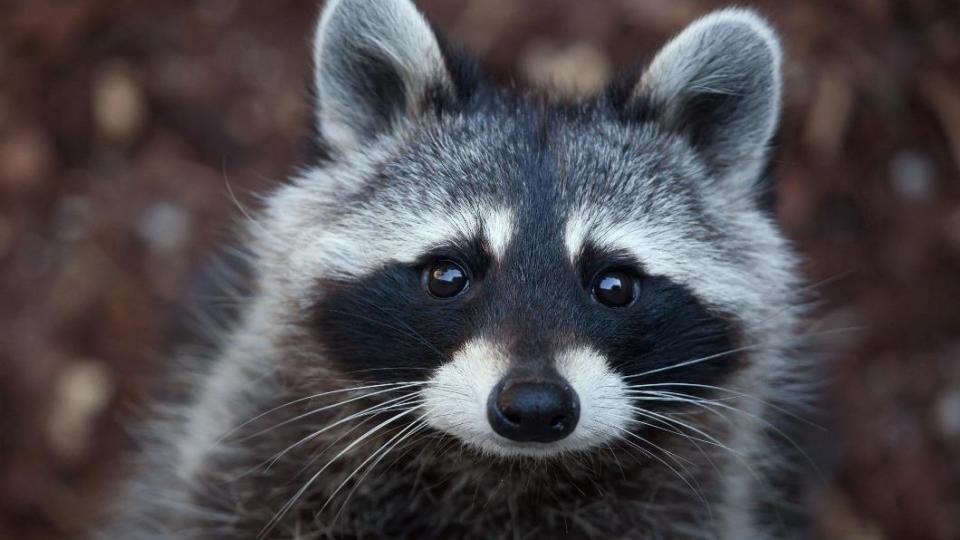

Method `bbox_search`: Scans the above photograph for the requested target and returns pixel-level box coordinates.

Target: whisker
[624,326,863,383]
[324,416,431,520]
[627,405,742,457]
[289,397,427,478]
[623,382,824,430]
[258,406,422,539]
[235,382,426,443]
[622,345,760,381]
[260,393,425,471]
[217,381,426,445]
[603,423,712,518]
[628,389,822,478]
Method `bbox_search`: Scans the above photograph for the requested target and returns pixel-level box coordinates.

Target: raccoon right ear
[311,0,453,153]
[631,9,782,191]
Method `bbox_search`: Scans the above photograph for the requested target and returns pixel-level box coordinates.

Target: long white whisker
[624,382,824,429]
[630,389,822,477]
[261,393,424,471]
[322,415,431,518]
[604,423,712,518]
[624,409,733,451]
[217,381,426,445]
[257,406,422,539]
[623,345,759,381]
[625,326,863,382]
[290,397,426,477]
[629,406,742,457]
[236,382,426,443]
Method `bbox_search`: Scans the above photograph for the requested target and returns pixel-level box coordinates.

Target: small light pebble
[138,201,191,255]
[46,360,114,462]
[889,150,935,202]
[522,41,611,99]
[936,389,960,437]
[92,60,146,144]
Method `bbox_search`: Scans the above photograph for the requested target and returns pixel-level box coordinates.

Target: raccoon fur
[101,1,815,538]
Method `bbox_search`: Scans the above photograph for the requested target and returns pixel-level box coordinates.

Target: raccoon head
[256,0,797,461]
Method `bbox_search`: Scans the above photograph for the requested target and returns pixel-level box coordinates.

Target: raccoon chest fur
[170,385,751,539]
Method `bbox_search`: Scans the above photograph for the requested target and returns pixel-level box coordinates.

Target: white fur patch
[554,346,630,447]
[423,340,628,459]
[482,208,515,261]
[563,210,590,264]
[282,202,514,292]
[422,339,507,452]
[563,208,793,327]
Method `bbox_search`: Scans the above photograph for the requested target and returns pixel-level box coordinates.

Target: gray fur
[313,0,452,152]
[635,9,782,189]
[100,2,812,539]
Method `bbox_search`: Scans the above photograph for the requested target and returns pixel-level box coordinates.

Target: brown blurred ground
[1,0,959,538]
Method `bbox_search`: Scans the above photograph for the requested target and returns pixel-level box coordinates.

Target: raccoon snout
[486,379,580,444]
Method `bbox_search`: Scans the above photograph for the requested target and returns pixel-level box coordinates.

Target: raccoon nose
[487,380,580,443]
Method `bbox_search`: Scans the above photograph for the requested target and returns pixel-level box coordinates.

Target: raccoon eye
[592,269,638,308]
[424,260,468,298]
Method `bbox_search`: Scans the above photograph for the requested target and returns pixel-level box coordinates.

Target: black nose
[487,380,580,443]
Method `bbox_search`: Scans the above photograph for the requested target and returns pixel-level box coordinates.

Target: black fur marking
[605,67,660,124]
[311,108,743,402]
[669,89,749,176]
[311,236,492,379]
[346,45,409,138]
[429,30,483,112]
[574,243,743,394]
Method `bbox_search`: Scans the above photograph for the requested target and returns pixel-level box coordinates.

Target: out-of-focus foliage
[1,1,958,538]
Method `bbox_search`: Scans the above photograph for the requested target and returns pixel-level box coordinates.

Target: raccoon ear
[632,9,782,188]
[312,0,452,152]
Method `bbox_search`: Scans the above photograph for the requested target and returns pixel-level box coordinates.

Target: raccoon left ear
[632,9,782,189]
[312,0,453,153]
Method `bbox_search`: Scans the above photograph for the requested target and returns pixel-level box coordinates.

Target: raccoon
[102,1,814,538]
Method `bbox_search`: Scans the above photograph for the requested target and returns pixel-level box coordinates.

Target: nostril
[550,415,567,431]
[503,411,521,425]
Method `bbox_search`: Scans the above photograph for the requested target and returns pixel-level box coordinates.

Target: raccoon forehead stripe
[563,210,591,264]
[564,209,715,297]
[482,208,515,261]
[563,209,773,317]
[292,206,515,280]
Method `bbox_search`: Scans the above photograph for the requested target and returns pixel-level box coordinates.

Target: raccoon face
[258,0,796,460]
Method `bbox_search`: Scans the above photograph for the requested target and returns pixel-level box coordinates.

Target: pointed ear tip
[693,8,783,63]
[312,0,342,50]
[312,0,431,51]
[316,0,345,25]
[315,0,421,25]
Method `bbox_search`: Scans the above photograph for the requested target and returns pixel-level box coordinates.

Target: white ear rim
[312,0,452,151]
[636,9,783,184]
[640,9,781,107]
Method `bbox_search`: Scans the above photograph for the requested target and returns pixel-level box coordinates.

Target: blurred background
[1,0,959,538]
